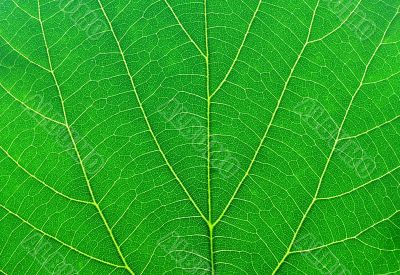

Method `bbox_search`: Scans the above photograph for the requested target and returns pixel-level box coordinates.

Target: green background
[0,0,399,274]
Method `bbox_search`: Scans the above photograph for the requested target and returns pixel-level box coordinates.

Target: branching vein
[272,8,399,274]
[96,0,208,225]
[38,1,134,273]
[213,0,320,228]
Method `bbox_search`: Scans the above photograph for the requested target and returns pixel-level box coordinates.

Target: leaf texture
[0,0,399,274]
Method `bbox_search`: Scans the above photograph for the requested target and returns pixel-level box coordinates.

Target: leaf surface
[0,0,399,274]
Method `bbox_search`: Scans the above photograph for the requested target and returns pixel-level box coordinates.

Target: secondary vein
[0,81,65,126]
[162,0,206,58]
[0,145,91,205]
[0,204,125,269]
[0,35,51,72]
[37,1,134,273]
[96,0,208,226]
[271,7,399,274]
[210,0,262,98]
[213,0,320,227]
[290,210,400,254]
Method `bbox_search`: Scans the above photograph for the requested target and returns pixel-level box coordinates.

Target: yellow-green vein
[37,1,134,273]
[0,36,51,72]
[0,81,65,126]
[0,145,91,205]
[271,8,399,274]
[162,0,206,59]
[96,0,208,227]
[204,0,215,274]
[210,0,262,98]
[213,0,321,228]
[290,210,400,254]
[0,204,125,269]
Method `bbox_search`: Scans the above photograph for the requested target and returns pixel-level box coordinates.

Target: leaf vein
[96,0,208,227]
[37,2,134,273]
[0,204,125,269]
[271,7,400,274]
[213,0,320,227]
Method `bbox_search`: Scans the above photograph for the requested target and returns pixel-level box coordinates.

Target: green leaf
[1,0,399,274]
